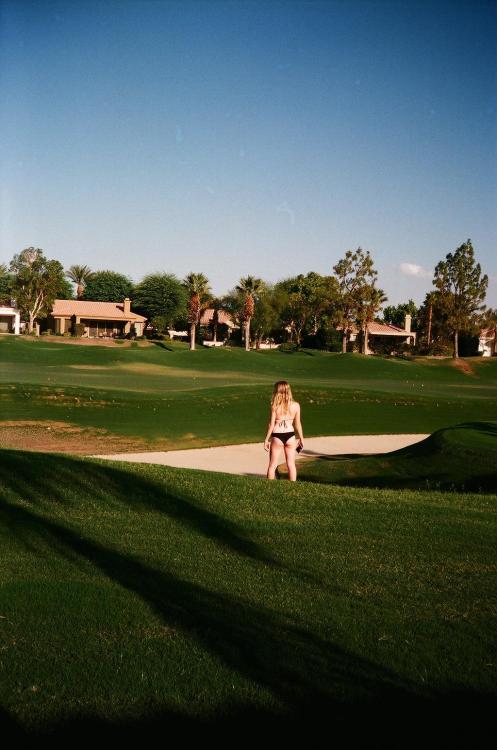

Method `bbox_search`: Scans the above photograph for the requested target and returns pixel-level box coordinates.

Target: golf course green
[0,336,496,741]
[2,336,497,452]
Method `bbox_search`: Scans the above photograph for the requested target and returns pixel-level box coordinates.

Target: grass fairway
[1,336,497,453]
[0,449,496,742]
[287,422,497,492]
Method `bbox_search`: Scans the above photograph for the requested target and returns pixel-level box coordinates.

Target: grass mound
[0,448,496,741]
[292,422,497,492]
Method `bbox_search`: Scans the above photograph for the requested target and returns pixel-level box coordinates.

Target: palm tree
[236,276,264,351]
[184,273,211,351]
[66,265,94,299]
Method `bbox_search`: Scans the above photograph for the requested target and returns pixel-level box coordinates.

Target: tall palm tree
[236,276,264,351]
[66,265,94,299]
[184,272,211,351]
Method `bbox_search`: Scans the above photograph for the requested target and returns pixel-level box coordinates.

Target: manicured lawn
[2,336,497,452]
[286,422,497,492]
[0,449,496,741]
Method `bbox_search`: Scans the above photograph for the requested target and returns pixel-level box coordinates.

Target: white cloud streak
[399,262,432,279]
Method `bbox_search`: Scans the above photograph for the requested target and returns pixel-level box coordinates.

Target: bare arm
[264,408,276,449]
[293,403,304,444]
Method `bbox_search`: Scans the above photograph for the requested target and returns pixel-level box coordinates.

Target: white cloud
[399,262,432,279]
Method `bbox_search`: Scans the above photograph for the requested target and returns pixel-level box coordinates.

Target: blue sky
[1,0,496,305]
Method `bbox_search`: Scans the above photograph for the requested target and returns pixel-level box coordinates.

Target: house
[199,308,237,346]
[199,308,237,330]
[479,328,496,357]
[347,315,416,354]
[47,298,146,337]
[0,305,21,335]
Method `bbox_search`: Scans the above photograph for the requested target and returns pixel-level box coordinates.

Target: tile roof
[341,322,411,336]
[367,321,410,336]
[51,299,146,322]
[200,308,236,327]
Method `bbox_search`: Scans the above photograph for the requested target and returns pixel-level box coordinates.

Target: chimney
[404,314,411,333]
[123,298,131,315]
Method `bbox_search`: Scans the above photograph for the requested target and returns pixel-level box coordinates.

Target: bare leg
[267,438,283,479]
[284,438,297,481]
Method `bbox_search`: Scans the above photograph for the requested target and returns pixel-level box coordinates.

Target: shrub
[74,323,86,337]
[279,342,298,353]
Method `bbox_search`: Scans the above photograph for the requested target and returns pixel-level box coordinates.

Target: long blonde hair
[271,380,293,414]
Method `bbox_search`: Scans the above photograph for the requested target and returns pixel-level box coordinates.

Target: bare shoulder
[292,401,301,414]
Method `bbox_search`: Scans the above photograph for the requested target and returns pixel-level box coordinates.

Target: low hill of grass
[0,448,496,741]
[289,422,497,492]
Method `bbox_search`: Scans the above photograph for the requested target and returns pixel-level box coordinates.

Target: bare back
[272,401,299,434]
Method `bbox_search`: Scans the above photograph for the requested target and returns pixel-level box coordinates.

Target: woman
[264,380,304,481]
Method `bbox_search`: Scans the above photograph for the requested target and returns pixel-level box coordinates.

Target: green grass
[0,449,496,741]
[2,336,497,449]
[287,422,497,492]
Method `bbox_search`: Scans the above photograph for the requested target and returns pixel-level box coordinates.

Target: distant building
[479,328,496,357]
[199,308,237,330]
[48,298,146,337]
[345,314,416,354]
[0,305,21,335]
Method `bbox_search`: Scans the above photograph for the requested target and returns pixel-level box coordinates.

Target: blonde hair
[271,380,293,414]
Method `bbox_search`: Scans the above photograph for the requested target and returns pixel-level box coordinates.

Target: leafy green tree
[416,291,449,353]
[10,248,66,333]
[383,299,418,330]
[276,272,338,347]
[433,240,488,358]
[184,273,211,350]
[83,270,134,302]
[236,276,264,351]
[333,248,378,353]
[55,276,74,300]
[66,265,94,299]
[250,285,287,348]
[0,269,14,305]
[133,273,187,334]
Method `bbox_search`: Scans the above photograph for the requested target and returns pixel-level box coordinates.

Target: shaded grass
[0,449,496,742]
[289,422,497,492]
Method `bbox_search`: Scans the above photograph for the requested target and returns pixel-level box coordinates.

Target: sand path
[94,433,429,477]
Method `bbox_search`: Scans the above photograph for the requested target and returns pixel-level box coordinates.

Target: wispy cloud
[399,262,432,279]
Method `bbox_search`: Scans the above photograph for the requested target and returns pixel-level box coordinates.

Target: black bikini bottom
[271,431,295,445]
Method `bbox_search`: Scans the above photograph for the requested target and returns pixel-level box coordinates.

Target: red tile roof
[51,299,146,322]
[200,308,236,327]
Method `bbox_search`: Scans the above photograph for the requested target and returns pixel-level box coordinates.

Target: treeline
[0,240,493,357]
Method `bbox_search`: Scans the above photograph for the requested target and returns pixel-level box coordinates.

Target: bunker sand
[95,434,429,476]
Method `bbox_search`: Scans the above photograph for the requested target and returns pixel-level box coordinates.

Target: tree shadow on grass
[1,499,494,746]
[0,450,495,744]
[0,450,272,565]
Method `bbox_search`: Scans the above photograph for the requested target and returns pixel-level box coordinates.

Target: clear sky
[1,0,496,305]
